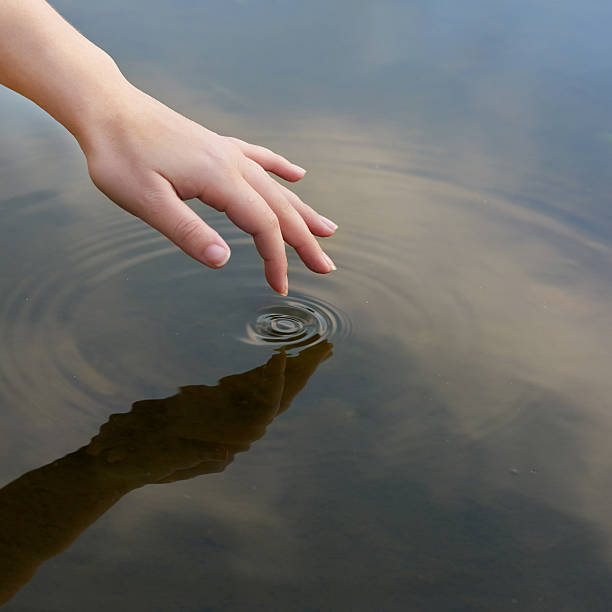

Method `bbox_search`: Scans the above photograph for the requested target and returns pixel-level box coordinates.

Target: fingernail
[281,275,289,296]
[319,215,338,232]
[203,244,231,267]
[292,164,307,175]
[323,253,337,271]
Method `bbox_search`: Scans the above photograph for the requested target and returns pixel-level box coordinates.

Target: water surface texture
[1,1,612,610]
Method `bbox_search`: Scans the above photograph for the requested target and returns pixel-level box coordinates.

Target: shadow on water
[0,342,333,606]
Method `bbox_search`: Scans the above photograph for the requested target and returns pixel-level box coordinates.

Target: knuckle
[292,230,317,251]
[282,191,304,212]
[246,158,266,174]
[224,136,243,147]
[263,211,281,233]
[259,146,274,160]
[205,144,240,173]
[212,153,234,173]
[292,239,311,253]
[291,191,308,208]
[225,167,244,185]
[282,187,299,204]
[138,187,168,218]
[273,195,297,218]
[172,216,202,245]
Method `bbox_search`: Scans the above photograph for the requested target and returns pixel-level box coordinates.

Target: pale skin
[0,0,338,295]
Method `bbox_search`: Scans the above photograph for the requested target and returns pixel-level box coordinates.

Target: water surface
[1,1,612,610]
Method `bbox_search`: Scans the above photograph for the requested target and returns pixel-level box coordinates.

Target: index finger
[201,176,288,295]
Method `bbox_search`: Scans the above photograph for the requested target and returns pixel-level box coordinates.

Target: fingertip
[291,164,307,179]
[309,216,338,238]
[202,243,231,268]
[319,215,338,232]
[281,164,307,183]
[274,274,289,296]
[312,226,336,238]
[264,267,288,296]
[323,253,337,271]
[280,186,337,236]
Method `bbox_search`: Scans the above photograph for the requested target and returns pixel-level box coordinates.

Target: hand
[1,1,336,294]
[80,85,338,295]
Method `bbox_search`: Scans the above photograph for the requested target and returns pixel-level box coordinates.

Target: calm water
[2,1,612,610]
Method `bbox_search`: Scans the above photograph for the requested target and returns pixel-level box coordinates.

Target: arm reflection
[0,341,332,605]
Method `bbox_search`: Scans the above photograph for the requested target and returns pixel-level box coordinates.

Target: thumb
[133,174,231,269]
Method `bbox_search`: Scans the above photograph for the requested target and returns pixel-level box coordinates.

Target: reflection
[0,342,332,605]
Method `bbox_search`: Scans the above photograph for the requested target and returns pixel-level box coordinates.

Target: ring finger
[242,161,335,274]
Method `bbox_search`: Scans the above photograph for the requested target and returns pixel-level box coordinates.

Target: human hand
[79,85,337,295]
[2,2,337,293]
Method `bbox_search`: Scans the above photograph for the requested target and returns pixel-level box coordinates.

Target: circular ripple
[0,202,355,420]
[241,295,350,353]
[0,137,588,442]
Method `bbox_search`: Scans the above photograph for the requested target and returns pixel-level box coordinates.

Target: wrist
[64,53,137,155]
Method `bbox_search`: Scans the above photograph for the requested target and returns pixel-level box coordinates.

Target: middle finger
[242,161,335,274]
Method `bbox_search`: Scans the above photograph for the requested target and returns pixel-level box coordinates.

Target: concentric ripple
[0,198,354,421]
[242,295,350,353]
[1,132,599,446]
[0,205,252,420]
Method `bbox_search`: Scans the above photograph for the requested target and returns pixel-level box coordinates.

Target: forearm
[0,0,130,148]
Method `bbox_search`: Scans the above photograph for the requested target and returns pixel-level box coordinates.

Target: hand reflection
[0,341,332,605]
[88,341,332,484]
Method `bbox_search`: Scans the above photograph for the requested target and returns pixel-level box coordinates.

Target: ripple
[0,207,244,415]
[0,204,354,418]
[241,295,351,353]
[0,142,585,442]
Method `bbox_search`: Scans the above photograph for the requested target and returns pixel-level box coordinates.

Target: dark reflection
[0,342,332,605]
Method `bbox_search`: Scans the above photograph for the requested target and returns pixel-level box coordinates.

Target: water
[242,296,350,351]
[1,1,612,610]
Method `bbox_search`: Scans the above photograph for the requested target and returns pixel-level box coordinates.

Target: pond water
[2,1,612,610]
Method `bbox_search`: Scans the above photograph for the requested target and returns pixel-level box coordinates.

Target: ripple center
[241,296,350,352]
